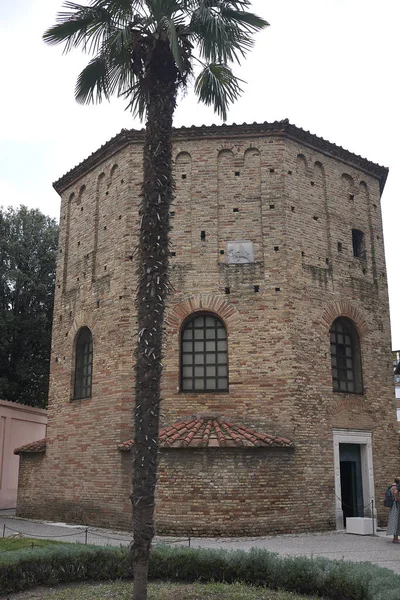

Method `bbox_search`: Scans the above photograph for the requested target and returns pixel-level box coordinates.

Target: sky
[1,0,399,348]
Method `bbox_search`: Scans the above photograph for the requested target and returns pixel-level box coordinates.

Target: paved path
[1,511,400,574]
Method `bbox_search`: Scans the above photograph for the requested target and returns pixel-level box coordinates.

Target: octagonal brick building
[15,120,399,535]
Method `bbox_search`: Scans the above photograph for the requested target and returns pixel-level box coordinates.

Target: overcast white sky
[1,0,399,348]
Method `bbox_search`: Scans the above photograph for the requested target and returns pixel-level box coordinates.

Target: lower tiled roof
[14,420,293,454]
[14,438,47,455]
[118,417,293,450]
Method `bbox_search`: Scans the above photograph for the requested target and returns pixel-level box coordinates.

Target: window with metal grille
[330,318,362,394]
[74,327,93,399]
[181,314,228,392]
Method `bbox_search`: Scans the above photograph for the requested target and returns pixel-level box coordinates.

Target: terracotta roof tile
[118,417,293,450]
[14,438,47,455]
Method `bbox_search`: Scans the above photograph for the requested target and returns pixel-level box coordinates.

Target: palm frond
[107,23,133,55]
[75,55,111,104]
[189,3,259,64]
[219,7,269,32]
[44,0,267,120]
[123,79,149,119]
[146,0,181,22]
[159,16,184,72]
[106,29,136,95]
[194,62,243,121]
[222,1,255,8]
[75,19,137,105]
[92,0,135,22]
[43,2,114,54]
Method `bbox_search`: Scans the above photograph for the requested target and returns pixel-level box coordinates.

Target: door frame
[333,429,375,530]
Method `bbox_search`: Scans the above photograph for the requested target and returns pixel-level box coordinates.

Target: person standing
[387,477,400,543]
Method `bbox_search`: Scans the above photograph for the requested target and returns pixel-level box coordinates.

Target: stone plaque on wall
[226,241,254,264]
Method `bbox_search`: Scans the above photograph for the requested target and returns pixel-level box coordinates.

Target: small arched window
[330,317,362,394]
[181,313,228,392]
[74,327,93,399]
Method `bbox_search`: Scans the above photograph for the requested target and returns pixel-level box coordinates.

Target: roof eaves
[118,416,294,450]
[53,128,145,194]
[53,119,388,195]
[283,122,388,193]
[14,438,47,455]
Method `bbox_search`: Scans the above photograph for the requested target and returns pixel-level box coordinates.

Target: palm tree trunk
[131,56,178,600]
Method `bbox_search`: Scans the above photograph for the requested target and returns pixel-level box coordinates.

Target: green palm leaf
[75,55,111,104]
[194,62,243,121]
[146,0,181,22]
[92,0,135,23]
[75,25,135,104]
[123,79,149,119]
[43,2,113,53]
[189,2,260,64]
[44,0,268,119]
[220,7,269,32]
[161,16,184,72]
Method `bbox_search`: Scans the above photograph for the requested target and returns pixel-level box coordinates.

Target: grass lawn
[7,581,325,600]
[0,536,65,552]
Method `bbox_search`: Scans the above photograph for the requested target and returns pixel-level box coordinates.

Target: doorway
[339,443,364,525]
[333,430,375,530]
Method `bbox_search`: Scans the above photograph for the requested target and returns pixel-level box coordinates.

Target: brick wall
[16,123,399,534]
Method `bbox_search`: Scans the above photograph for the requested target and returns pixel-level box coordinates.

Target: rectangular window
[74,328,93,399]
[352,229,365,259]
[181,315,228,392]
[330,318,362,394]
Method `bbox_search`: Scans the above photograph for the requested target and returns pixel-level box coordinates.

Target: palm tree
[44,1,268,598]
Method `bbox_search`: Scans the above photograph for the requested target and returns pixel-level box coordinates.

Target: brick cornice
[53,120,388,194]
[321,301,368,338]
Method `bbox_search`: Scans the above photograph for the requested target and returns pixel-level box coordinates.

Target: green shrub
[0,544,131,594]
[149,546,400,600]
[1,542,400,599]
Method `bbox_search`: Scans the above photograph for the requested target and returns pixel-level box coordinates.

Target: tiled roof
[14,438,47,455]
[118,417,293,450]
[53,119,388,194]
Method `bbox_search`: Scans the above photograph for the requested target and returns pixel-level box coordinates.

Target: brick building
[394,351,400,421]
[15,120,399,535]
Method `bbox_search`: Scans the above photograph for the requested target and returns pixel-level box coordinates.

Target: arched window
[74,327,93,399]
[330,318,362,394]
[181,314,228,392]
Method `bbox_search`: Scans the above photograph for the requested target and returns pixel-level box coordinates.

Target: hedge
[1,542,400,599]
